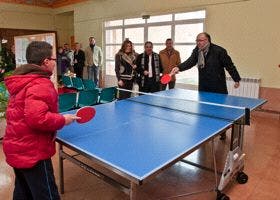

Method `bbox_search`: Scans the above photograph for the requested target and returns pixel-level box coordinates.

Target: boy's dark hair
[26,41,53,65]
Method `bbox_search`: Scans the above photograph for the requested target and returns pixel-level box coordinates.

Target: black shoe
[220,132,226,140]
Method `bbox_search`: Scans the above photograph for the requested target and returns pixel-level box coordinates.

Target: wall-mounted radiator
[226,77,261,98]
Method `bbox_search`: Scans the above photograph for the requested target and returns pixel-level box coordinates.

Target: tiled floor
[0,111,279,200]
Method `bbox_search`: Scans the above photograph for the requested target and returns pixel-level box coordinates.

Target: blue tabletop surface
[162,89,265,111]
[57,89,265,182]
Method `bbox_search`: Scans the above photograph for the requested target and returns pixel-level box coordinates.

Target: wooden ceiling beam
[0,0,88,8]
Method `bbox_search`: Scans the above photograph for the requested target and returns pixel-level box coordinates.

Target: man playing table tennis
[3,41,78,200]
[171,32,241,139]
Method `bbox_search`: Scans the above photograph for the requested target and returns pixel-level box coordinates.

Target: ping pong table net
[121,89,250,125]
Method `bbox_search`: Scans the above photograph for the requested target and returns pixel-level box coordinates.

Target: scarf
[197,43,210,69]
[140,53,160,87]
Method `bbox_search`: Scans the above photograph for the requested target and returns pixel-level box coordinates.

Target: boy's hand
[63,114,80,125]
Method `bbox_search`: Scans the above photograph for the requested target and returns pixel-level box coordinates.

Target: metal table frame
[57,121,241,200]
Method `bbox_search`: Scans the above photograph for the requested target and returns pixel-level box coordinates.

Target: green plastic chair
[99,87,117,104]
[72,77,84,90]
[77,89,99,107]
[61,76,73,88]
[58,93,77,112]
[82,79,96,90]
[0,83,9,98]
[0,83,5,93]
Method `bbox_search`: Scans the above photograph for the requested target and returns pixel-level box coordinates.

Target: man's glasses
[196,39,207,42]
[47,58,57,61]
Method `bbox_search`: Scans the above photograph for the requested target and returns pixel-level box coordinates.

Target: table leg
[211,139,218,188]
[130,182,138,200]
[218,123,247,191]
[58,144,64,194]
[230,124,244,151]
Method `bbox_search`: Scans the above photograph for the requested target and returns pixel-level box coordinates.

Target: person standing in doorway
[85,36,103,86]
[73,42,85,78]
[63,43,73,72]
[56,46,69,80]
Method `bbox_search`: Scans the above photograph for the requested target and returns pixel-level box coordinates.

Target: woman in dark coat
[115,39,138,99]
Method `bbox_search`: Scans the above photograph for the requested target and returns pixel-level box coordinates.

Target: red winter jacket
[3,64,65,168]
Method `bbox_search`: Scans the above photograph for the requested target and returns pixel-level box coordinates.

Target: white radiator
[226,77,260,98]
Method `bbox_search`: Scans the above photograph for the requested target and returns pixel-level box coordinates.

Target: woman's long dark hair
[119,39,133,53]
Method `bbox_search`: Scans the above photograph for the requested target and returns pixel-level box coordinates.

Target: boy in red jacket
[3,41,79,200]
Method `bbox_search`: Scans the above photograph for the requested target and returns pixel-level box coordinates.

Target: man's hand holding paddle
[160,66,180,85]
[170,66,180,75]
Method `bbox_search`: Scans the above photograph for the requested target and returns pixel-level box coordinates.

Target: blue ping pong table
[57,88,266,200]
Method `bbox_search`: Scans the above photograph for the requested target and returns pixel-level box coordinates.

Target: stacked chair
[59,76,117,112]
[72,77,85,91]
[77,89,99,107]
[61,76,73,88]
[99,87,117,104]
[82,79,96,90]
[58,93,77,112]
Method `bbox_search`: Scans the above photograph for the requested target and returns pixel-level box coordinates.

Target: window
[125,28,144,43]
[104,10,206,85]
[124,17,145,25]
[175,23,204,43]
[105,20,123,27]
[175,10,206,20]
[148,25,171,43]
[147,14,172,23]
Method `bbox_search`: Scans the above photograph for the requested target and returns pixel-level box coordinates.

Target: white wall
[54,0,280,88]
[0,3,54,30]
[2,0,279,88]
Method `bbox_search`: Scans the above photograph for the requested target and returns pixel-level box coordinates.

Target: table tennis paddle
[161,74,171,84]
[76,106,96,123]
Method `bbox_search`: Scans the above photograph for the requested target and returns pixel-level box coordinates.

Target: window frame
[104,10,205,85]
